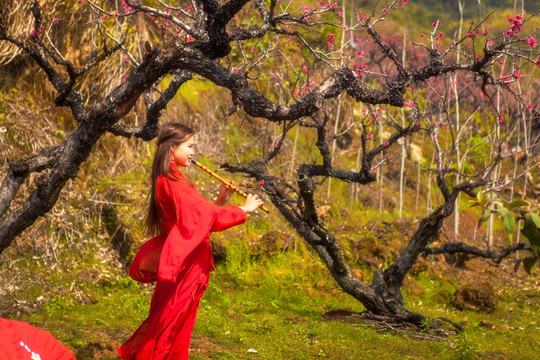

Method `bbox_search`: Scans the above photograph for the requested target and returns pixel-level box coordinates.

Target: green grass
[3,234,539,360]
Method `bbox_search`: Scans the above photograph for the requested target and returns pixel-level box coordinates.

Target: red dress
[117,164,246,360]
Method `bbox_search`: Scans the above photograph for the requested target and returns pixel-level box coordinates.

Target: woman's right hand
[240,194,264,214]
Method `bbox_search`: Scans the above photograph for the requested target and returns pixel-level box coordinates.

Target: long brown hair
[145,122,194,236]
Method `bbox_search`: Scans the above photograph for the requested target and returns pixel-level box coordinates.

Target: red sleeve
[156,177,246,282]
[211,206,247,232]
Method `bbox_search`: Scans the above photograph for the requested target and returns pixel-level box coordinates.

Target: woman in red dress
[117,123,263,360]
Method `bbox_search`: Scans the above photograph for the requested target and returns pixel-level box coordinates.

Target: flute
[191,159,270,214]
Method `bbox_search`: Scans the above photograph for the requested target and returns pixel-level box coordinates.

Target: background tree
[1,0,539,328]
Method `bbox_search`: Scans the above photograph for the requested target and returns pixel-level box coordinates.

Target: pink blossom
[506,15,524,37]
[293,90,299,97]
[122,56,129,62]
[366,133,373,139]
[403,0,408,4]
[514,70,521,79]
[504,143,509,148]
[498,115,504,122]
[535,60,540,68]
[482,30,489,36]
[500,58,505,65]
[432,20,440,28]
[259,179,265,185]
[436,32,444,40]
[486,40,493,47]
[302,65,308,73]
[526,37,538,48]
[326,33,335,48]
[383,141,389,147]
[53,18,61,24]
[121,77,126,83]
[186,35,193,42]
[302,6,310,12]
[403,101,415,108]
[357,12,367,22]
[251,47,256,53]
[526,103,535,110]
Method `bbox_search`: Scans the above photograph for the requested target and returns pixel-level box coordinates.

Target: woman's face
[171,135,195,167]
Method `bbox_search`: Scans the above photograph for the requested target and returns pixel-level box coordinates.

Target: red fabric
[118,164,246,360]
[0,318,76,360]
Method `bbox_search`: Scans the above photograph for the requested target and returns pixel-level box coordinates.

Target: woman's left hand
[215,180,235,205]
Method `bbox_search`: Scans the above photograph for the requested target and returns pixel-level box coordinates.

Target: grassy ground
[2,229,539,360]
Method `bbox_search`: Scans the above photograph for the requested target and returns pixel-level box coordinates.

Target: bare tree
[1,0,539,327]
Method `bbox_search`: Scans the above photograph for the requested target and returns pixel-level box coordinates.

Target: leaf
[508,199,529,209]
[480,209,491,222]
[530,212,540,229]
[477,191,484,201]
[521,219,540,247]
[502,213,515,233]
[531,245,540,257]
[496,204,508,216]
[468,201,483,208]
[522,257,538,275]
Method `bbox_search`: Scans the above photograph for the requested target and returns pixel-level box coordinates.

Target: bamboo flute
[191,159,270,214]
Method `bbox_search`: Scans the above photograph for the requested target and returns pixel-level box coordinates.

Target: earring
[171,154,175,163]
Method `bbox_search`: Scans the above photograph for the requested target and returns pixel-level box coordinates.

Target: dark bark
[424,242,530,263]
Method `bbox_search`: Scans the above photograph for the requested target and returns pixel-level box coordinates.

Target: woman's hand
[239,194,264,214]
[214,181,235,206]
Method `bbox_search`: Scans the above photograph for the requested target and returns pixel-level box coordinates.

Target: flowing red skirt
[117,239,212,360]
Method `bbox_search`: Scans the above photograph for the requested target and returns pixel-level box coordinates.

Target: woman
[117,123,263,360]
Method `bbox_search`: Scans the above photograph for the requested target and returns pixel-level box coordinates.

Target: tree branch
[424,242,531,264]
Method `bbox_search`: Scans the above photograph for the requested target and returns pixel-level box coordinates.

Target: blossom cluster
[505,15,523,37]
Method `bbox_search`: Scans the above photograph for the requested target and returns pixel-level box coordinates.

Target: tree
[1,0,539,327]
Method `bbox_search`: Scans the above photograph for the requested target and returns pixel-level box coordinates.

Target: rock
[452,282,497,312]
[479,320,494,329]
